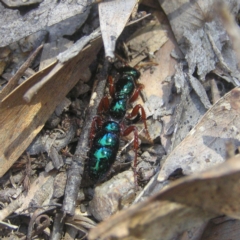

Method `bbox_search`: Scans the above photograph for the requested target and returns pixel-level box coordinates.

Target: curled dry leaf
[159,0,240,85]
[89,155,240,240]
[0,37,102,177]
[158,87,240,182]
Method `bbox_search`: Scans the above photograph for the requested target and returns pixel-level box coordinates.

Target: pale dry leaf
[89,200,214,240]
[99,0,138,58]
[170,64,207,153]
[158,87,240,182]
[201,217,240,240]
[188,74,212,109]
[156,155,240,218]
[126,20,168,66]
[1,0,42,7]
[0,37,102,177]
[159,0,240,84]
[89,155,240,240]
[139,32,179,151]
[158,0,206,43]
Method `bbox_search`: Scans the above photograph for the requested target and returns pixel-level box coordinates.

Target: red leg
[129,84,144,103]
[126,104,152,142]
[97,96,110,114]
[108,75,115,98]
[89,116,103,147]
[122,126,139,187]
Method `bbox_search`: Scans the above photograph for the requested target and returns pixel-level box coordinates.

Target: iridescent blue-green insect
[88,67,151,182]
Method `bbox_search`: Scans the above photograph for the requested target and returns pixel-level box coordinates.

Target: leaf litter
[0,0,240,239]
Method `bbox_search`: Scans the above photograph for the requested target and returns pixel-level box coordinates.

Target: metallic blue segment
[113,101,125,111]
[109,98,127,120]
[98,133,118,147]
[115,76,135,98]
[91,147,113,171]
[88,146,117,180]
[111,98,127,112]
[119,66,140,79]
[94,147,112,160]
[102,121,120,133]
[87,67,142,182]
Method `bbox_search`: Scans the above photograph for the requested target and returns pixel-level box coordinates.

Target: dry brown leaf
[89,155,240,240]
[126,20,168,67]
[89,200,214,240]
[137,12,179,99]
[158,87,240,182]
[140,40,176,101]
[135,11,181,148]
[201,217,240,240]
[156,155,240,217]
[0,37,102,177]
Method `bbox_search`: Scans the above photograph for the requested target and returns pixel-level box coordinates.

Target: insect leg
[125,104,152,142]
[122,125,139,187]
[129,84,144,103]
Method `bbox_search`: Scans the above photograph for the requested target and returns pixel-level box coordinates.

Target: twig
[206,28,232,73]
[23,63,62,103]
[50,212,65,240]
[119,128,144,154]
[0,44,43,101]
[62,59,111,216]
[0,195,24,221]
[210,77,221,104]
[23,29,101,103]
[0,220,19,230]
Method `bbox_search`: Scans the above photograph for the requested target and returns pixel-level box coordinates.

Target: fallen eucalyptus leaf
[158,87,240,182]
[126,19,168,67]
[201,217,240,240]
[89,155,240,240]
[0,37,102,177]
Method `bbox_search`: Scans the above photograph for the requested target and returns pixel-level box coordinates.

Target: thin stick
[119,128,144,154]
[23,63,63,103]
[62,60,111,216]
[0,220,19,230]
[0,44,43,101]
[23,29,101,103]
[0,195,24,221]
